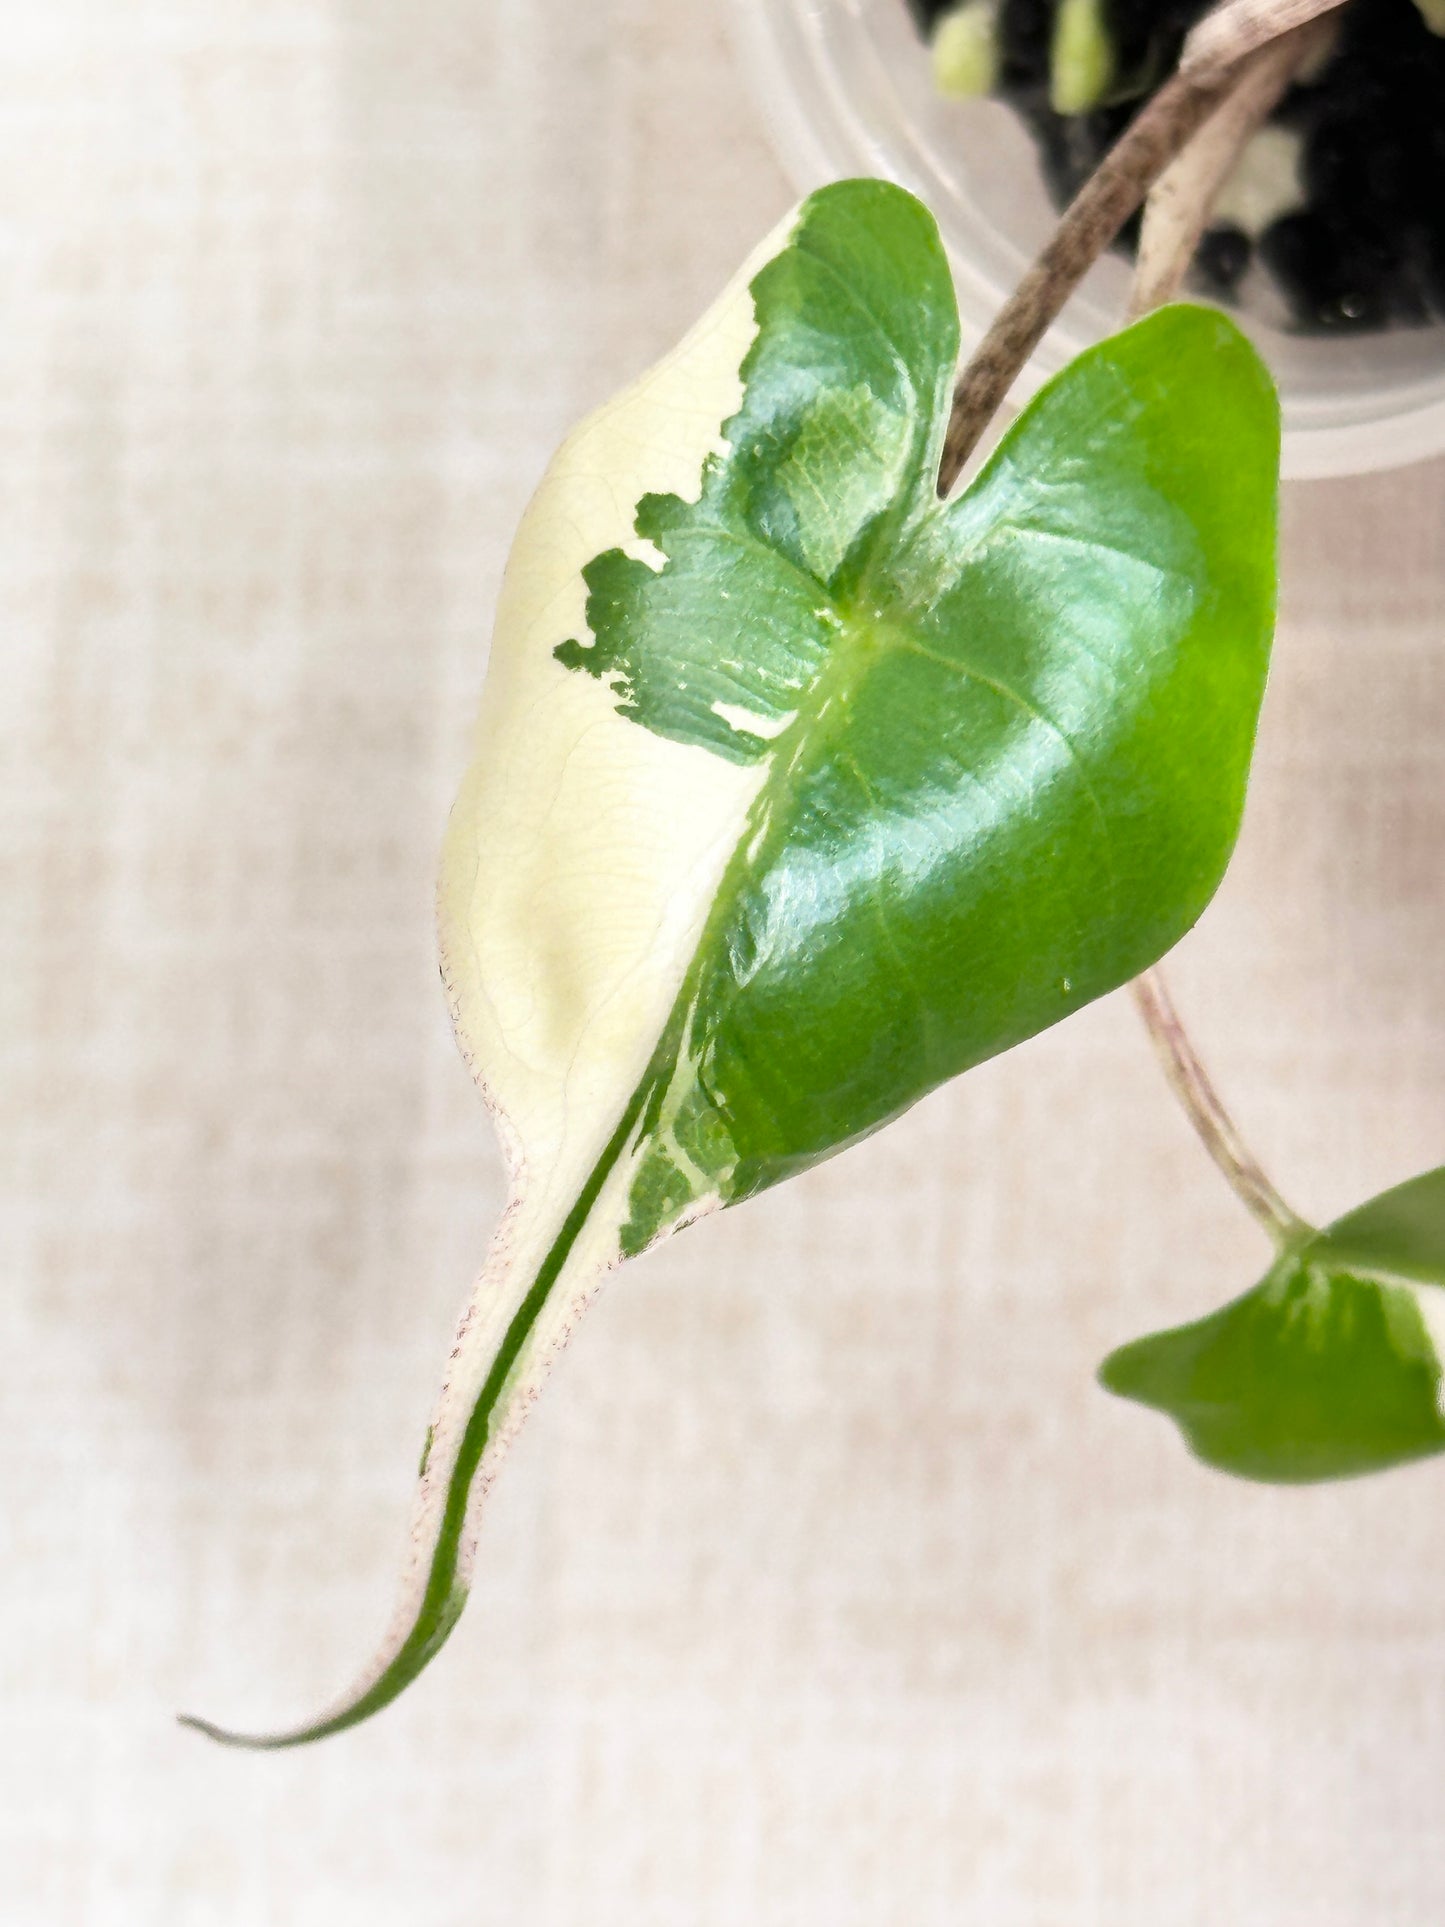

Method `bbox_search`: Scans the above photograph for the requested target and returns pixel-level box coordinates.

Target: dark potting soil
[909,0,1445,332]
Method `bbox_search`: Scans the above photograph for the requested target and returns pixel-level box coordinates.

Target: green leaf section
[556,185,957,764]
[1100,1167,1445,1482]
[560,180,1280,1254]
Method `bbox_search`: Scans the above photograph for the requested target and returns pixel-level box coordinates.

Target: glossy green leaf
[186,178,1278,1746]
[1100,1166,1445,1481]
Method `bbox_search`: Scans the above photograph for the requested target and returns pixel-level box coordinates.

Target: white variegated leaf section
[187,211,807,1746]
[386,214,802,1689]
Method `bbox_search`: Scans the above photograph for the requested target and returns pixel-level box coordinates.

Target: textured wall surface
[5,3,1445,1922]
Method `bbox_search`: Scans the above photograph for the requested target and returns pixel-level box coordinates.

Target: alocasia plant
[186,176,1280,1745]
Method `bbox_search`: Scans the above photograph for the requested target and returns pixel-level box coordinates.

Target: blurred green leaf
[1101,1167,1445,1481]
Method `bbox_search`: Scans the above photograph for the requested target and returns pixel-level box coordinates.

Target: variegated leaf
[186,178,1278,1745]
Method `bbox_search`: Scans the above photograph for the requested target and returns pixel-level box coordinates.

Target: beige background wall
[5,2,1445,1921]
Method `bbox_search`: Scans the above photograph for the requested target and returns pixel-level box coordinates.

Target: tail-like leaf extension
[185,177,1279,1743]
[181,1085,655,1747]
[1101,1167,1445,1481]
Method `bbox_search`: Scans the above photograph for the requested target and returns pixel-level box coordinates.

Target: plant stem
[937,74,1225,490]
[1119,20,1324,1249]
[1126,15,1336,316]
[1132,969,1311,1245]
[936,0,1350,493]
[932,0,1337,1238]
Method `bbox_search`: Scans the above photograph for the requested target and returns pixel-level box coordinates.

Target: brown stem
[1132,971,1311,1245]
[1119,27,1326,1249]
[937,71,1226,491]
[1178,0,1349,73]
[1127,16,1336,317]
[931,0,1343,1236]
[935,0,1351,493]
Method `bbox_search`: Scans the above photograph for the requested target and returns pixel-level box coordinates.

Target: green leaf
[185,178,1278,1746]
[1100,1167,1445,1482]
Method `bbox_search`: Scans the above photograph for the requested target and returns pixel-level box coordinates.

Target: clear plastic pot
[727,0,1445,478]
